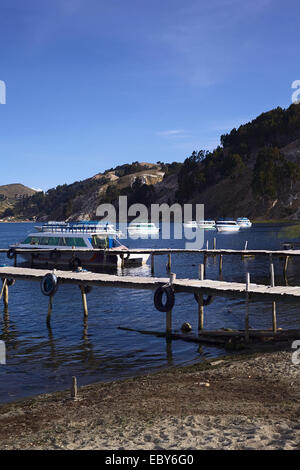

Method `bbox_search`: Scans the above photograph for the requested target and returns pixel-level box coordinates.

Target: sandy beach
[0,346,299,450]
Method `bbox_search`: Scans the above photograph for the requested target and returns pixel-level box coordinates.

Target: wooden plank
[1,267,300,304]
[3,247,300,257]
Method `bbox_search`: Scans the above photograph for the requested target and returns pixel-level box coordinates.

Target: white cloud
[157,129,185,137]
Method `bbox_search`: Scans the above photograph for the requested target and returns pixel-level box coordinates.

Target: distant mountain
[0,184,37,219]
[3,103,300,221]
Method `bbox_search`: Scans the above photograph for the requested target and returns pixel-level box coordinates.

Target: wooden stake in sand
[71,376,77,400]
[270,262,277,333]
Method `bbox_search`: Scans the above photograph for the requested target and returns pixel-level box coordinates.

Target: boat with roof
[183,220,216,229]
[10,221,149,268]
[236,217,252,228]
[216,220,240,232]
[127,222,159,235]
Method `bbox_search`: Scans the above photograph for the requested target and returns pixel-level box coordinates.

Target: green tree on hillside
[252,146,300,199]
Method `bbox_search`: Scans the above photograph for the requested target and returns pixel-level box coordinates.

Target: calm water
[1,222,300,403]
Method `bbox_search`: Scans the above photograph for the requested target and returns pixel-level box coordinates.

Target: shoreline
[0,344,299,450]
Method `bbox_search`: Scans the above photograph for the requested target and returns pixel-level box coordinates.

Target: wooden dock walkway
[1,245,298,275]
[1,266,300,302]
[0,265,299,344]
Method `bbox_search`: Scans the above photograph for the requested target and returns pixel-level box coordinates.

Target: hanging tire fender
[40,273,58,296]
[7,248,16,260]
[154,286,175,312]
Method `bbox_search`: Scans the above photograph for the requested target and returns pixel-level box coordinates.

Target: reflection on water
[0,222,300,403]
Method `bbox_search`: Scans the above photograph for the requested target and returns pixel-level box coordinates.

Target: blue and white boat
[10,221,149,268]
[236,218,252,228]
[216,220,240,232]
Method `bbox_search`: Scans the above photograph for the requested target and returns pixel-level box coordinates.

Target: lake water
[0,222,300,403]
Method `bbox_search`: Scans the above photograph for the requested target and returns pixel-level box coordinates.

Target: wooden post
[203,253,208,276]
[167,253,171,272]
[245,272,250,342]
[80,286,88,318]
[219,254,223,274]
[198,263,204,331]
[166,309,172,334]
[47,295,54,326]
[121,253,125,269]
[151,253,155,274]
[166,273,175,335]
[71,376,77,400]
[3,282,8,311]
[241,240,248,259]
[213,237,216,250]
[270,262,277,332]
[284,256,289,276]
[0,279,7,301]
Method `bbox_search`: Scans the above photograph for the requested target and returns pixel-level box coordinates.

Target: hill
[0,184,37,219]
[3,103,300,221]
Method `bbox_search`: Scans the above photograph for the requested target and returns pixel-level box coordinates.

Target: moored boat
[127,222,159,235]
[9,221,149,268]
[183,220,216,229]
[236,217,252,228]
[197,220,216,229]
[216,220,240,232]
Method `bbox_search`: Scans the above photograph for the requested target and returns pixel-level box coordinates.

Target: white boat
[216,220,240,232]
[127,222,159,235]
[9,222,149,268]
[183,221,198,228]
[183,220,216,229]
[197,220,216,229]
[236,218,252,228]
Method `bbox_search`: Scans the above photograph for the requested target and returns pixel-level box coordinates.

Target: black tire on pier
[154,286,175,312]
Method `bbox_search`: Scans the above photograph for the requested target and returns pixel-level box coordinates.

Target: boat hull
[14,249,150,268]
[216,226,240,232]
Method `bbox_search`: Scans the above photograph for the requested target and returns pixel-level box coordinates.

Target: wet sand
[0,347,299,450]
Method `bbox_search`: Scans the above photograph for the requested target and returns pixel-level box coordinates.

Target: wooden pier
[0,245,298,275]
[1,265,300,345]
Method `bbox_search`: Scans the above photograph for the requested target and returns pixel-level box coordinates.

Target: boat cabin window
[21,236,87,247]
[65,237,87,247]
[91,236,113,248]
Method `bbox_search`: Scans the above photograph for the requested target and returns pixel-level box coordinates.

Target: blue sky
[0,0,299,191]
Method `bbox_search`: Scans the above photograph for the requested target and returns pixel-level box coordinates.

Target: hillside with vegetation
[0,184,37,219]
[2,103,300,221]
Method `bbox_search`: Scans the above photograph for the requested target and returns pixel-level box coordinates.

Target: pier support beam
[166,273,176,335]
[80,286,89,318]
[47,295,54,326]
[151,254,155,274]
[166,253,172,272]
[283,255,289,277]
[219,254,223,274]
[197,264,205,331]
[270,262,277,332]
[245,272,250,343]
[1,279,8,311]
[203,253,208,276]
[121,254,125,269]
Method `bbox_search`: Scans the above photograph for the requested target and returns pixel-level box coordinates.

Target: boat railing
[37,224,122,234]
